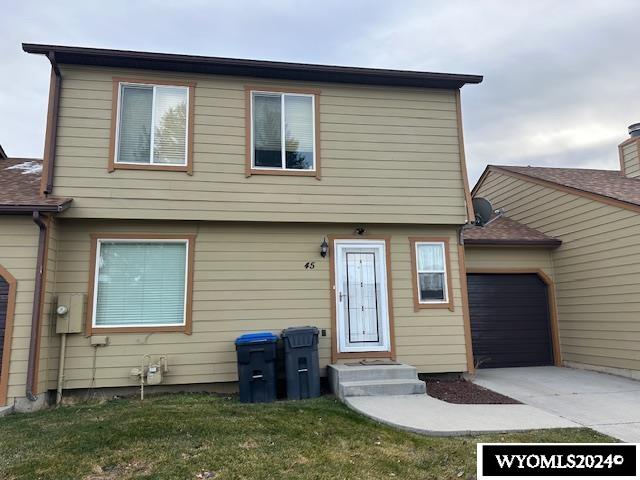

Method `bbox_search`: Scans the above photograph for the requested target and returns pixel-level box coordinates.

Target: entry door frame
[0,265,17,407]
[465,268,562,367]
[329,236,396,362]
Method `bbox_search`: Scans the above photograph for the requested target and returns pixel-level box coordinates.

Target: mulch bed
[424,376,520,404]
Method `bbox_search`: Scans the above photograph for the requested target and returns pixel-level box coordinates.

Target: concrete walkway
[472,366,640,442]
[346,394,577,436]
[0,405,13,417]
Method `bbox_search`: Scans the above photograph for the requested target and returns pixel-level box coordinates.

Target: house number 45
[305,262,315,270]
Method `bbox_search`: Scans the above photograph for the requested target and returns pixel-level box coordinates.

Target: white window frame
[250,90,316,172]
[91,238,190,329]
[114,82,190,167]
[415,241,449,305]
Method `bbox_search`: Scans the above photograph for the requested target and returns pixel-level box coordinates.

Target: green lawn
[0,394,612,480]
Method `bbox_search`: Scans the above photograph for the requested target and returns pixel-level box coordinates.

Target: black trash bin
[235,332,278,403]
[281,326,320,400]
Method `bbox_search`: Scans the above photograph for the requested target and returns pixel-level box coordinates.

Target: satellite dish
[473,197,493,226]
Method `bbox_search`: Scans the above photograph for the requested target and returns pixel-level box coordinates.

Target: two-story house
[0,43,488,410]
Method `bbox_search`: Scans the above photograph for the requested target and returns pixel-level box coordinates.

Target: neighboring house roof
[22,43,483,89]
[464,216,561,246]
[0,157,72,213]
[475,165,640,212]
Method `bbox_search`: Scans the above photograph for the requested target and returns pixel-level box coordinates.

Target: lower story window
[92,238,191,329]
[410,238,452,310]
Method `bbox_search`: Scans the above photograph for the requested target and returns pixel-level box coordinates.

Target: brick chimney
[619,124,640,178]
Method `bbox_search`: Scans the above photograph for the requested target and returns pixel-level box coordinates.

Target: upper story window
[110,79,195,174]
[248,89,319,176]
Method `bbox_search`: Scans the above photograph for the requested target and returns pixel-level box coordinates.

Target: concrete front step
[339,379,426,398]
[328,363,426,399]
[329,363,418,382]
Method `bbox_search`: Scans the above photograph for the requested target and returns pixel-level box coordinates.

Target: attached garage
[467,273,554,368]
[462,216,562,370]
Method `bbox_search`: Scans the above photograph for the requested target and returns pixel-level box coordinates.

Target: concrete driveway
[472,366,640,442]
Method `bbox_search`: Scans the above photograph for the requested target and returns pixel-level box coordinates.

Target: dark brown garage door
[0,276,8,376]
[468,273,554,368]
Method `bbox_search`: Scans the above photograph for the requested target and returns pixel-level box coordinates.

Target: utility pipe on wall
[56,333,67,404]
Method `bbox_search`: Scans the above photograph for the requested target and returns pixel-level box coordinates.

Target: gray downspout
[26,211,48,401]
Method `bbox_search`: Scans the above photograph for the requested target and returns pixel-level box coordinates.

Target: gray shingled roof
[496,165,640,207]
[0,158,71,212]
[464,216,561,246]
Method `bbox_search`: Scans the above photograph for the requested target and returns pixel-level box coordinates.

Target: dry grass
[0,394,612,479]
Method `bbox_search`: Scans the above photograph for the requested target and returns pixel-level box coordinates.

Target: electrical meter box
[55,293,86,334]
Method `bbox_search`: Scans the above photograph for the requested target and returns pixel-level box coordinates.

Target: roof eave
[22,43,483,89]
[0,199,72,214]
[464,238,562,247]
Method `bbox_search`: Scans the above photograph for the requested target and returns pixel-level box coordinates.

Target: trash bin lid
[235,332,278,345]
[281,326,319,337]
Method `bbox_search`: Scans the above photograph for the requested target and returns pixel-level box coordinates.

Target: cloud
[1,0,639,187]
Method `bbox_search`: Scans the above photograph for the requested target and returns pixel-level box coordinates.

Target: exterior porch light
[320,238,328,257]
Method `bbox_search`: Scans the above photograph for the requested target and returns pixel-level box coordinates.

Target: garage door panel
[468,273,553,368]
[477,352,553,368]
[472,328,551,337]
[470,311,549,321]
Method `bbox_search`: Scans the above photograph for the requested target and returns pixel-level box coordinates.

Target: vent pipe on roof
[619,124,640,178]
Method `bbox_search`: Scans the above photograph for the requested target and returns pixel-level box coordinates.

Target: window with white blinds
[415,242,448,303]
[116,83,189,166]
[252,91,315,170]
[93,240,189,327]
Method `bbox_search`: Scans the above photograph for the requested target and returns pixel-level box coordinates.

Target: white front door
[334,239,391,353]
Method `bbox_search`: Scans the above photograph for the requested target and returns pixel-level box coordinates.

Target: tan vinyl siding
[0,217,38,405]
[620,140,640,178]
[51,220,467,391]
[464,247,555,279]
[52,65,469,225]
[476,171,640,372]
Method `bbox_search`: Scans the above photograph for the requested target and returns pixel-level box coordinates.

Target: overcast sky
[2,0,639,184]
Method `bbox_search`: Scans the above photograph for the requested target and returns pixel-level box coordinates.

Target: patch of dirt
[84,460,154,480]
[424,376,520,404]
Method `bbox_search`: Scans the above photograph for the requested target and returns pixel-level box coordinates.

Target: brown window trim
[0,265,17,406]
[108,77,196,175]
[86,233,196,336]
[244,85,321,180]
[409,237,454,312]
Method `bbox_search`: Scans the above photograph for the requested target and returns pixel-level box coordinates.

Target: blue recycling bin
[235,332,278,403]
